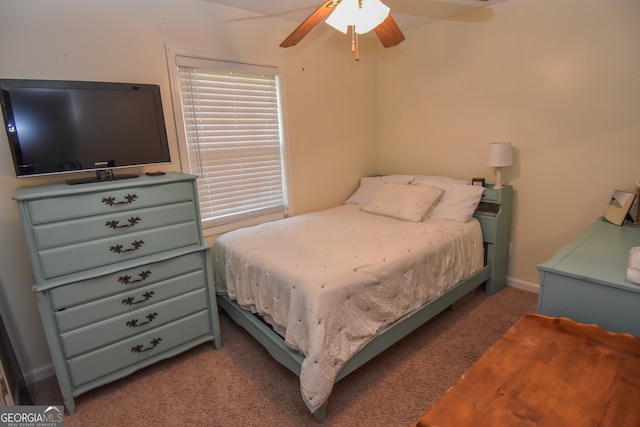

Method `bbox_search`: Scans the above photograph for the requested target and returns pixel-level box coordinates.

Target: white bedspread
[213,204,483,413]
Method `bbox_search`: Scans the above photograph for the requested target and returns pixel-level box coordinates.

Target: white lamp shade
[487,142,513,167]
[325,0,390,34]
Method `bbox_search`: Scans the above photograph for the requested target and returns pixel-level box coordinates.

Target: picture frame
[633,180,640,228]
[604,190,637,226]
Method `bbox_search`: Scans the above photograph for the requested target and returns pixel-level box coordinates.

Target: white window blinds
[175,57,286,232]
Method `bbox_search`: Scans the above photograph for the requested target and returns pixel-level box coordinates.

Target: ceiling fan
[279,0,488,60]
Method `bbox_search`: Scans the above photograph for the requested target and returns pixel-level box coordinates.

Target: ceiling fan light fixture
[325,0,390,35]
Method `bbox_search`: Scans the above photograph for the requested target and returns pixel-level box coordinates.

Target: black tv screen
[0,79,171,182]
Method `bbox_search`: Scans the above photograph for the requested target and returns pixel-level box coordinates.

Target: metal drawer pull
[131,337,162,353]
[118,270,151,285]
[110,240,144,254]
[106,216,141,230]
[122,290,155,306]
[101,194,138,206]
[126,312,158,328]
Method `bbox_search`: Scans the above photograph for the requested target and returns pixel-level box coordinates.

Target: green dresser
[13,172,221,414]
[537,219,640,337]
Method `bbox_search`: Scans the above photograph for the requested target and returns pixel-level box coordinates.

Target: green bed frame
[217,184,512,421]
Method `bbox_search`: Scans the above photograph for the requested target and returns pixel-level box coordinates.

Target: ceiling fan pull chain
[355,1,363,60]
[351,25,356,53]
[351,25,360,61]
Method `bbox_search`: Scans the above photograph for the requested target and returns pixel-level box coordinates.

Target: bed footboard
[217,263,490,422]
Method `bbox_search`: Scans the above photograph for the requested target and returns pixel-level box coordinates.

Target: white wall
[377,0,640,286]
[4,0,639,383]
[0,0,378,380]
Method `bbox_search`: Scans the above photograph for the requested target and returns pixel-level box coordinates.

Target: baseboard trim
[507,277,540,294]
[25,364,56,387]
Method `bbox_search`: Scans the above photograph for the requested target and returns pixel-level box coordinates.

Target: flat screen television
[0,79,171,184]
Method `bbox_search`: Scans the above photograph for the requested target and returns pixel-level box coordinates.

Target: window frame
[165,45,291,236]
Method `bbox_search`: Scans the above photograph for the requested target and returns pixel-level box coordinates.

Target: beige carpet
[31,286,537,426]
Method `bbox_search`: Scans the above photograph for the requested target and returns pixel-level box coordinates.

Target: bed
[412,313,640,427]
[213,175,513,420]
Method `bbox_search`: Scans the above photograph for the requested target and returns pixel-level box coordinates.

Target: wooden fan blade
[279,0,340,48]
[374,14,405,48]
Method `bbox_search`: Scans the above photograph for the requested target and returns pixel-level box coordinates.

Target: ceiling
[203,0,508,32]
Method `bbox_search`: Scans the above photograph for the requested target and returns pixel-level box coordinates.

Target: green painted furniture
[537,219,640,337]
[473,184,513,294]
[217,183,513,421]
[13,172,221,414]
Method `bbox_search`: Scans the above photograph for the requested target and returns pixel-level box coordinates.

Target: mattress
[214,203,484,413]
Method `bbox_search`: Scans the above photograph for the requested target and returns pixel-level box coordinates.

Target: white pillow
[345,175,414,205]
[411,175,470,186]
[413,179,485,222]
[362,184,444,222]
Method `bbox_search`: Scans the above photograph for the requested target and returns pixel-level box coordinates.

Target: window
[166,47,288,235]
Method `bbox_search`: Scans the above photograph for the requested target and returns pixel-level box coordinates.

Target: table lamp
[487,142,513,189]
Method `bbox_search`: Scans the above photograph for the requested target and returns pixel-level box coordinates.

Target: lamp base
[493,167,504,189]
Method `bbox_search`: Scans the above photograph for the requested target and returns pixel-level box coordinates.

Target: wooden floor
[412,314,640,427]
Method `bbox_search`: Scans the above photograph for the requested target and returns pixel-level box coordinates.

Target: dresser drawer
[32,201,196,250]
[27,181,194,225]
[49,250,205,309]
[67,310,210,388]
[39,222,201,279]
[55,270,206,332]
[61,289,208,357]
